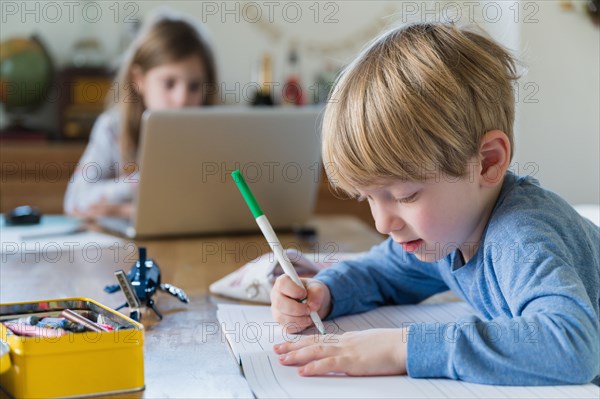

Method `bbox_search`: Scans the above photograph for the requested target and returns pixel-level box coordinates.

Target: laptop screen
[129,107,323,238]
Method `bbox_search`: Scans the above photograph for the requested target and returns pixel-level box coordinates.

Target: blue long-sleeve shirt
[316,172,600,385]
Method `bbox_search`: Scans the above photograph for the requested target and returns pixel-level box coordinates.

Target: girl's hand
[72,199,134,220]
[274,328,408,376]
[271,276,331,334]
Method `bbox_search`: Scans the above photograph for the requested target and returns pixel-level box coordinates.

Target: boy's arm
[406,233,599,385]
[315,238,449,319]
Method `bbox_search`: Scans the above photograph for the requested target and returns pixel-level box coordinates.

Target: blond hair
[322,22,518,196]
[112,17,218,166]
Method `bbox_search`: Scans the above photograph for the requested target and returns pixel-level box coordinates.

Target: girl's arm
[64,111,137,216]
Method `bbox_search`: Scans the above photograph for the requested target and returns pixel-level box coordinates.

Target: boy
[271,23,599,385]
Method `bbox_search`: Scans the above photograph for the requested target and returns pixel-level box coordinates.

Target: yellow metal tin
[0,298,144,398]
[0,340,10,374]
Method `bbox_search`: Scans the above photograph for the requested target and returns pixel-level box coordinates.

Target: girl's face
[133,55,207,110]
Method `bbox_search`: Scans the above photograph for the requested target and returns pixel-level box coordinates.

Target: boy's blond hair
[322,23,519,196]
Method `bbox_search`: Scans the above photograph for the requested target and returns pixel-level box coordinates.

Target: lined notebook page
[217,303,600,399]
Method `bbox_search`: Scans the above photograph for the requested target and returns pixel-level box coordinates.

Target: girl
[64,9,218,218]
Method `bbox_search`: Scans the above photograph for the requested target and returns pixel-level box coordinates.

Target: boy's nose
[372,204,404,235]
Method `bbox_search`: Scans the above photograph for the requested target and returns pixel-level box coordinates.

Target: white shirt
[63,108,138,213]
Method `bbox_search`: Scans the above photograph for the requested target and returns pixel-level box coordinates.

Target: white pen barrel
[255,215,304,288]
[256,215,326,335]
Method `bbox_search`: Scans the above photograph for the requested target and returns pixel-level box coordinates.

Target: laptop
[98,107,323,238]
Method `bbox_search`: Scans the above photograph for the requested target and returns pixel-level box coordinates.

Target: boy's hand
[274,329,408,376]
[271,276,331,334]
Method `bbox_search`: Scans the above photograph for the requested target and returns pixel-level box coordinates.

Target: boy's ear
[478,130,511,187]
[130,65,145,95]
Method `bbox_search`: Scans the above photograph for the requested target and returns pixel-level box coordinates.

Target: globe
[0,36,53,112]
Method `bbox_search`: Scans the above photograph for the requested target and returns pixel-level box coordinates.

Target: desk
[0,216,383,398]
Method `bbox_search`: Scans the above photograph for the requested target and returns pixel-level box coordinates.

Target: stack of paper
[217,303,600,399]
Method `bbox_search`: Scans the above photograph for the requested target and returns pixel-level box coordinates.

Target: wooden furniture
[57,67,113,140]
[0,142,374,225]
[0,142,86,213]
[0,216,383,398]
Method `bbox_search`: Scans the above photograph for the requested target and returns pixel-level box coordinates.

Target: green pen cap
[232,170,264,219]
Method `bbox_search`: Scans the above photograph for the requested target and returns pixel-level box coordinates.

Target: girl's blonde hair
[113,15,218,166]
[322,22,519,197]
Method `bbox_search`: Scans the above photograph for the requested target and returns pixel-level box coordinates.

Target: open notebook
[217,302,600,399]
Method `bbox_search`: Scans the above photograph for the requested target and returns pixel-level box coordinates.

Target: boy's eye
[395,192,418,204]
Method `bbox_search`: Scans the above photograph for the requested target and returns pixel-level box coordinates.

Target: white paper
[1,215,126,256]
[217,303,600,399]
